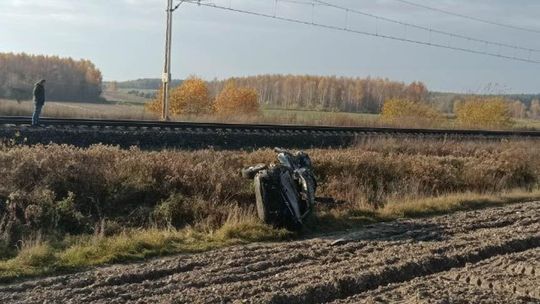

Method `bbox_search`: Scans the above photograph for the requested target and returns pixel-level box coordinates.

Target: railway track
[2,116,540,138]
[2,116,540,149]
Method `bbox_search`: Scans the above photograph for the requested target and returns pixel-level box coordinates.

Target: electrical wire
[241,0,540,53]
[182,0,540,64]
[312,0,540,53]
[393,0,540,35]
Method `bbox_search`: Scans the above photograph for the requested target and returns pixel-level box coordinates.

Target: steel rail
[1,116,540,138]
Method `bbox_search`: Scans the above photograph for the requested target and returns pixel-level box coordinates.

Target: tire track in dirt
[333,248,540,303]
[0,201,538,304]
[265,234,539,304]
[445,248,539,299]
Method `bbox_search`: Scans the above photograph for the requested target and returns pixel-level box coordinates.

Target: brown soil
[1,201,538,304]
[332,248,539,304]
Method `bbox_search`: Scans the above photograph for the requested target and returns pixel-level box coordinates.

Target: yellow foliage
[214,81,260,116]
[145,85,163,114]
[145,76,213,115]
[454,97,513,129]
[406,81,428,102]
[381,99,444,126]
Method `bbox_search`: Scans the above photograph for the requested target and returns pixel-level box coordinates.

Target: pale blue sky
[1,0,539,93]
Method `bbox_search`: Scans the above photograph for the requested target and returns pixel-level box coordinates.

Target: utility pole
[161,0,173,121]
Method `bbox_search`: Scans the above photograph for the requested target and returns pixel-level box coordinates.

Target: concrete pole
[161,0,173,121]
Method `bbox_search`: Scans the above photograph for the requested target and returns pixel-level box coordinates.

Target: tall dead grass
[0,138,538,244]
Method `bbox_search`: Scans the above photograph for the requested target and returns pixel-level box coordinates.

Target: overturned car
[242,148,317,230]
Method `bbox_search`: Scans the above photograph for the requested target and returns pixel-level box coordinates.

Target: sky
[1,0,540,93]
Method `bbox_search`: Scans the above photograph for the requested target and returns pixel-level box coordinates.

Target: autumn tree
[145,84,164,114]
[508,100,527,119]
[214,81,260,115]
[381,99,444,127]
[0,52,102,101]
[454,97,513,129]
[170,76,213,115]
[146,76,213,115]
[406,81,428,102]
[529,99,540,119]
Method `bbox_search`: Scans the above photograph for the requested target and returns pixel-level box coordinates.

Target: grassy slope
[1,190,539,283]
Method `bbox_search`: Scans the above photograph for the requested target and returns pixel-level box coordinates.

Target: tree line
[112,75,428,113]
[0,52,103,102]
[206,75,428,113]
[115,75,540,119]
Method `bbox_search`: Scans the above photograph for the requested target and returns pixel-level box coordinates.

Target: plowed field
[1,201,539,304]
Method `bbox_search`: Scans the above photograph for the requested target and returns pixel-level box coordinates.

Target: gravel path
[2,201,539,304]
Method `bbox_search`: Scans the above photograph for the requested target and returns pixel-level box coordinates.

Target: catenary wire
[181,0,540,64]
[393,0,540,35]
[237,0,540,53]
[312,0,540,53]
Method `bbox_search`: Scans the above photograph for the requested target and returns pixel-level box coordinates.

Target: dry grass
[0,209,292,282]
[0,99,157,120]
[379,190,540,218]
[0,139,538,242]
[306,189,540,234]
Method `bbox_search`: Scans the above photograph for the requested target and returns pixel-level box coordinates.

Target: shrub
[55,192,90,235]
[146,76,213,115]
[380,99,444,127]
[214,81,260,115]
[153,194,214,229]
[454,96,513,129]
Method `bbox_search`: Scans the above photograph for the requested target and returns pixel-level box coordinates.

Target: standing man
[32,79,46,126]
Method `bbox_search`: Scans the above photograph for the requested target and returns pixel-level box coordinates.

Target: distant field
[101,88,154,105]
[513,118,540,130]
[262,108,379,126]
[0,99,377,126]
[0,98,382,126]
[0,99,156,120]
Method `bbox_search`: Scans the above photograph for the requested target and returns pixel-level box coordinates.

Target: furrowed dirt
[1,201,539,304]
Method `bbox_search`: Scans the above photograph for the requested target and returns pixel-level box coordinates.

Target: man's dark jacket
[33,83,45,105]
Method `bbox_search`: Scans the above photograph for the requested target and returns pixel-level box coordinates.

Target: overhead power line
[393,0,540,35]
[182,0,540,64]
[251,0,540,54]
[312,0,540,54]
